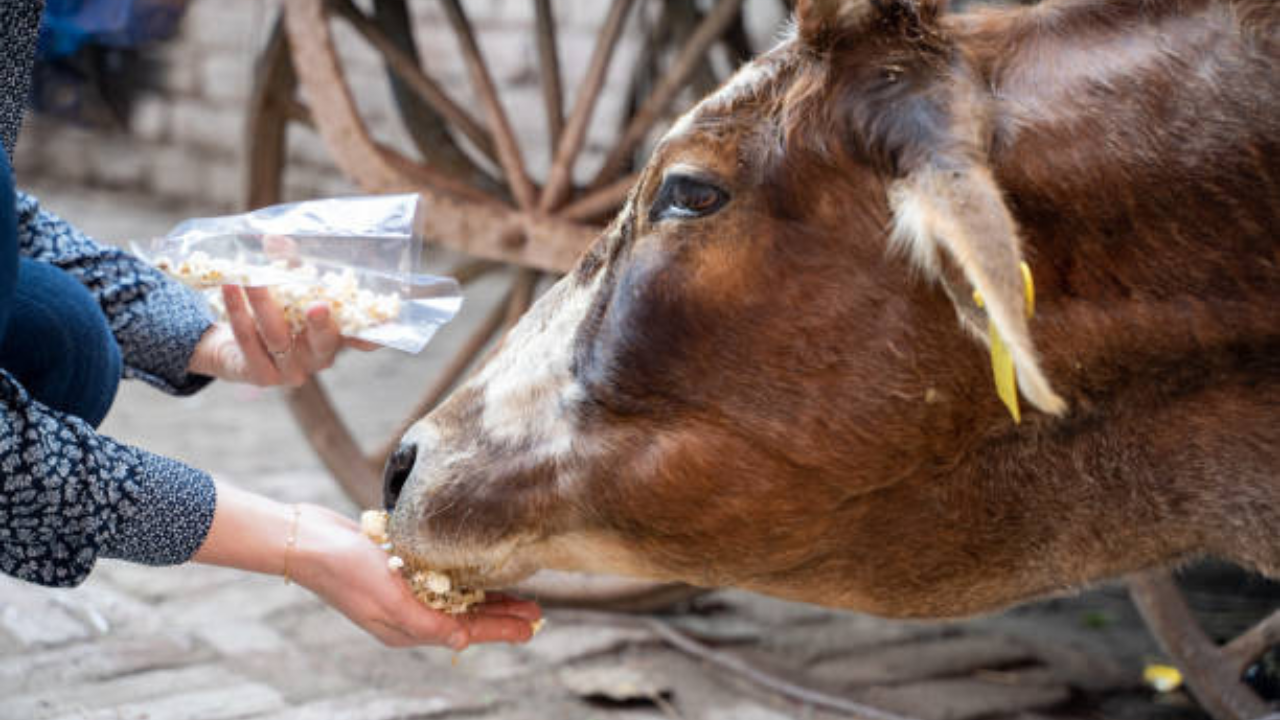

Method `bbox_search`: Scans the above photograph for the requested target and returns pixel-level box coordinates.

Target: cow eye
[649,174,729,222]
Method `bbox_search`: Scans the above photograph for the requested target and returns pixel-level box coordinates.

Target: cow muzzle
[379,418,548,589]
[382,441,417,510]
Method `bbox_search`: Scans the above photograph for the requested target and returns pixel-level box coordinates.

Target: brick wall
[14,0,787,212]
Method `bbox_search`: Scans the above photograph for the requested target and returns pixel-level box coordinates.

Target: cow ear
[796,0,946,50]
[889,163,1067,419]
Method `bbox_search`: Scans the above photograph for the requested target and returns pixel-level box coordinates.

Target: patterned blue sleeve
[0,370,216,587]
[14,191,215,395]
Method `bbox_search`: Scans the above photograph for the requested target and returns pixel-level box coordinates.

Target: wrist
[192,481,295,576]
[187,324,220,377]
[282,505,302,583]
[286,504,340,591]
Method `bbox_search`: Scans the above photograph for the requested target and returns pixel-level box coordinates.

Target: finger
[222,286,278,384]
[472,594,542,622]
[311,505,359,531]
[244,286,293,354]
[368,619,416,648]
[393,601,467,648]
[305,304,342,368]
[455,614,536,646]
[262,234,301,266]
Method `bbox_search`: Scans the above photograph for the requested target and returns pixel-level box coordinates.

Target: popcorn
[423,570,452,595]
[361,508,389,544]
[153,252,402,336]
[360,510,486,615]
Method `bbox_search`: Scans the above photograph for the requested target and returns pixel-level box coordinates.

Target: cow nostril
[382,442,417,510]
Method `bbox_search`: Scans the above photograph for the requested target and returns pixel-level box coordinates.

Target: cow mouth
[385,512,540,591]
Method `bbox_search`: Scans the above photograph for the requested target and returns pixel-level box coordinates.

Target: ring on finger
[269,338,294,362]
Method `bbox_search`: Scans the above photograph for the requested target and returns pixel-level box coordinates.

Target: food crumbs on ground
[1143,663,1183,692]
[359,510,486,615]
[153,252,401,335]
[530,618,546,636]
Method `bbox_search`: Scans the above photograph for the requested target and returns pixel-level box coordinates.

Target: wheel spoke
[534,0,565,154]
[447,258,502,285]
[539,0,638,213]
[378,144,494,204]
[244,14,296,209]
[560,172,637,222]
[590,0,746,189]
[1224,609,1280,676]
[283,98,314,127]
[288,379,382,509]
[1129,570,1269,720]
[440,0,538,211]
[371,0,506,196]
[371,280,515,465]
[504,269,539,327]
[331,0,500,166]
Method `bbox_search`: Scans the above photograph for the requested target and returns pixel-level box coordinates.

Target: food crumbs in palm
[359,510,486,615]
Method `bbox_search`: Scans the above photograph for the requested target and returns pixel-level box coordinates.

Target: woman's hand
[193,484,541,649]
[187,285,375,387]
[289,504,541,649]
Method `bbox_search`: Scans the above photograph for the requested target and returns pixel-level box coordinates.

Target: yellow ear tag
[972,262,1035,423]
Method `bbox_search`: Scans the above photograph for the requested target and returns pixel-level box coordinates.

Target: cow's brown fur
[389,0,1279,618]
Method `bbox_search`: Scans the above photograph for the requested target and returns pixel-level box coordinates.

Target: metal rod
[440,0,539,211]
[538,0,637,213]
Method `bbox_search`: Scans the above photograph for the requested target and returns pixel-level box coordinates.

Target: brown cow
[383,0,1279,619]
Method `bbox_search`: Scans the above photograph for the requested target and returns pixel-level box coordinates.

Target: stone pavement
[0,186,1214,720]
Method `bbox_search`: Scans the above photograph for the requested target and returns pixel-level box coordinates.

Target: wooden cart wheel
[244,0,759,610]
[1130,568,1279,720]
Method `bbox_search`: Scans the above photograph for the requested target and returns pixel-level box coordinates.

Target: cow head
[384,0,1067,611]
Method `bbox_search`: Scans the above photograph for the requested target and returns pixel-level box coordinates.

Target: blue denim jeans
[0,151,121,427]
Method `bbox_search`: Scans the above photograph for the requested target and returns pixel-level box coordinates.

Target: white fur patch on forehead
[663,52,788,144]
[469,270,605,460]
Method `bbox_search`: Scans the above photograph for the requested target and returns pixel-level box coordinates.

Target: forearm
[14,191,214,394]
[191,481,293,576]
[0,370,215,587]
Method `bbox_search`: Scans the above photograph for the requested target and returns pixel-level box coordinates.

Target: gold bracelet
[282,504,301,584]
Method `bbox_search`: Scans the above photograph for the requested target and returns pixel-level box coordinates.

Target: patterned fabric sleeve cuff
[118,277,216,396]
[99,451,216,567]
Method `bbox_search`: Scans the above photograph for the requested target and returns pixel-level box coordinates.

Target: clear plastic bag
[132,194,462,354]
